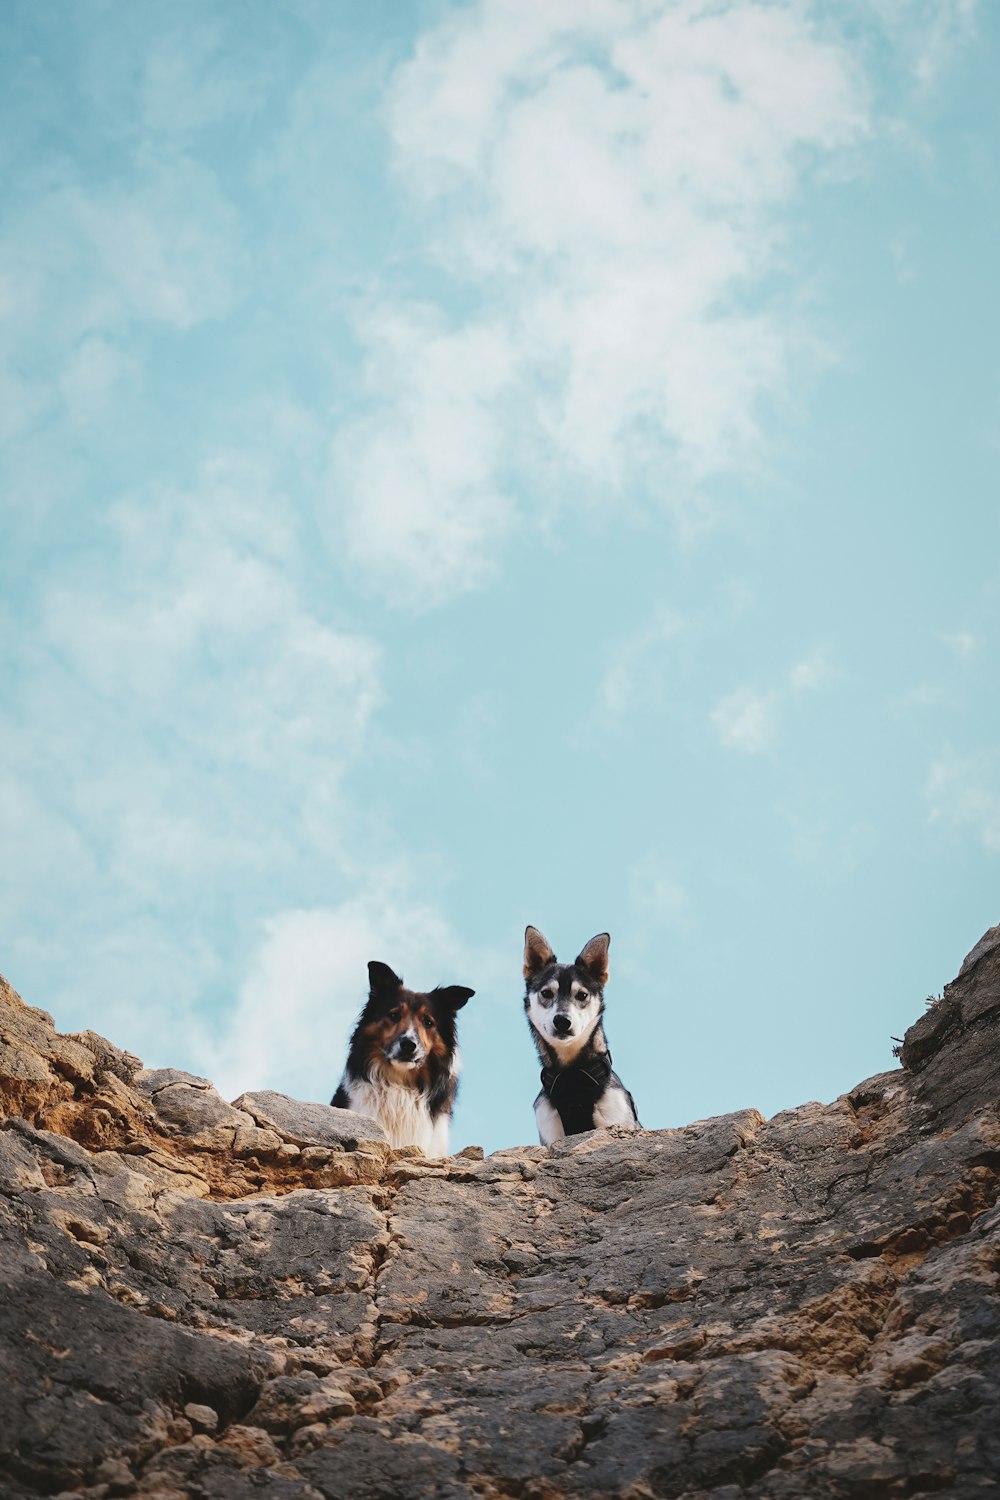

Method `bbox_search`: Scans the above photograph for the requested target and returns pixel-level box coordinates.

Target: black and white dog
[332,961,474,1156]
[523,925,640,1145]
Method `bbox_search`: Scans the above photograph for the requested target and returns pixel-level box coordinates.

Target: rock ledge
[1,938,999,1499]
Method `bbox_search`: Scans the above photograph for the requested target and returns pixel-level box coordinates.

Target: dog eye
[423,1014,436,1030]
[388,1008,402,1023]
[540,987,555,1000]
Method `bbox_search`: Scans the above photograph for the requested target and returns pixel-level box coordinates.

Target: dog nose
[397,1036,417,1058]
[552,1014,573,1036]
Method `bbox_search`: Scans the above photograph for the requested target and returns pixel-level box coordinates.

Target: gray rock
[232,1089,386,1148]
[135,1066,216,1094]
[184,1402,220,1433]
[959,921,1000,976]
[143,1079,256,1149]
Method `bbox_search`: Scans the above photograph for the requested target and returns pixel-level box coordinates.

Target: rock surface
[1,936,999,1499]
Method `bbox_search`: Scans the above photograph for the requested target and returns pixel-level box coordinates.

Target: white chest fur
[534,1094,565,1146]
[593,1084,640,1130]
[534,1081,639,1145]
[343,1077,450,1157]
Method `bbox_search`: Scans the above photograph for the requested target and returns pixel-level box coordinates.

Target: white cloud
[780,803,870,876]
[870,0,981,86]
[788,650,835,693]
[712,685,780,754]
[3,159,241,339]
[391,2,866,216]
[334,0,871,602]
[0,453,383,1053]
[600,608,689,720]
[941,630,976,660]
[0,157,243,450]
[926,749,1000,854]
[899,682,947,710]
[42,459,380,778]
[712,649,834,753]
[139,22,261,140]
[889,230,917,286]
[628,854,691,932]
[210,887,491,1103]
[896,630,979,712]
[332,308,517,606]
[72,160,243,331]
[59,336,136,422]
[0,365,46,444]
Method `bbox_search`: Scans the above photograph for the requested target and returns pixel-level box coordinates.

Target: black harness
[540,1051,614,1137]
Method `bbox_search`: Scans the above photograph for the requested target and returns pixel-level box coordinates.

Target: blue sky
[2,0,997,1154]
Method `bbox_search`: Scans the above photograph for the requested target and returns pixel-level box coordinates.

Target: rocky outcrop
[1,935,998,1500]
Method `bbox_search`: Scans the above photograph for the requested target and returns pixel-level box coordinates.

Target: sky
[1,0,998,1155]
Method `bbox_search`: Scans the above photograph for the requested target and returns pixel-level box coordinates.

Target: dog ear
[575,932,610,987]
[368,960,403,996]
[436,985,475,1011]
[524,926,556,979]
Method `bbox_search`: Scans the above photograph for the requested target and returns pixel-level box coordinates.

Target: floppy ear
[575,932,610,987]
[437,985,475,1011]
[368,960,403,995]
[524,925,556,979]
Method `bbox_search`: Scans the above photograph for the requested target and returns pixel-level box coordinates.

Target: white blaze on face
[527,976,602,1057]
[385,1026,425,1070]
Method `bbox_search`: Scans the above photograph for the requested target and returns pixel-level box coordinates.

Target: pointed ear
[524,925,556,980]
[368,960,402,995]
[575,932,610,987]
[436,985,475,1011]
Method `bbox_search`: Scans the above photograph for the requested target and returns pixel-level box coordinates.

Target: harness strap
[540,1051,613,1137]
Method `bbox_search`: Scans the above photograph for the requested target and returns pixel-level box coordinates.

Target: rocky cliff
[1,932,999,1500]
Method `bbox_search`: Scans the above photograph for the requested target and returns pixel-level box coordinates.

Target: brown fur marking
[361,996,450,1077]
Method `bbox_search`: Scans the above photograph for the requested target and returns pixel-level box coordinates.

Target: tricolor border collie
[523,925,640,1145]
[332,961,474,1156]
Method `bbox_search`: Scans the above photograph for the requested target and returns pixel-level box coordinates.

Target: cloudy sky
[2,0,997,1153]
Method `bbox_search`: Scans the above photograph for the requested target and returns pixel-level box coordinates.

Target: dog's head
[522,926,608,1057]
[360,961,474,1078]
